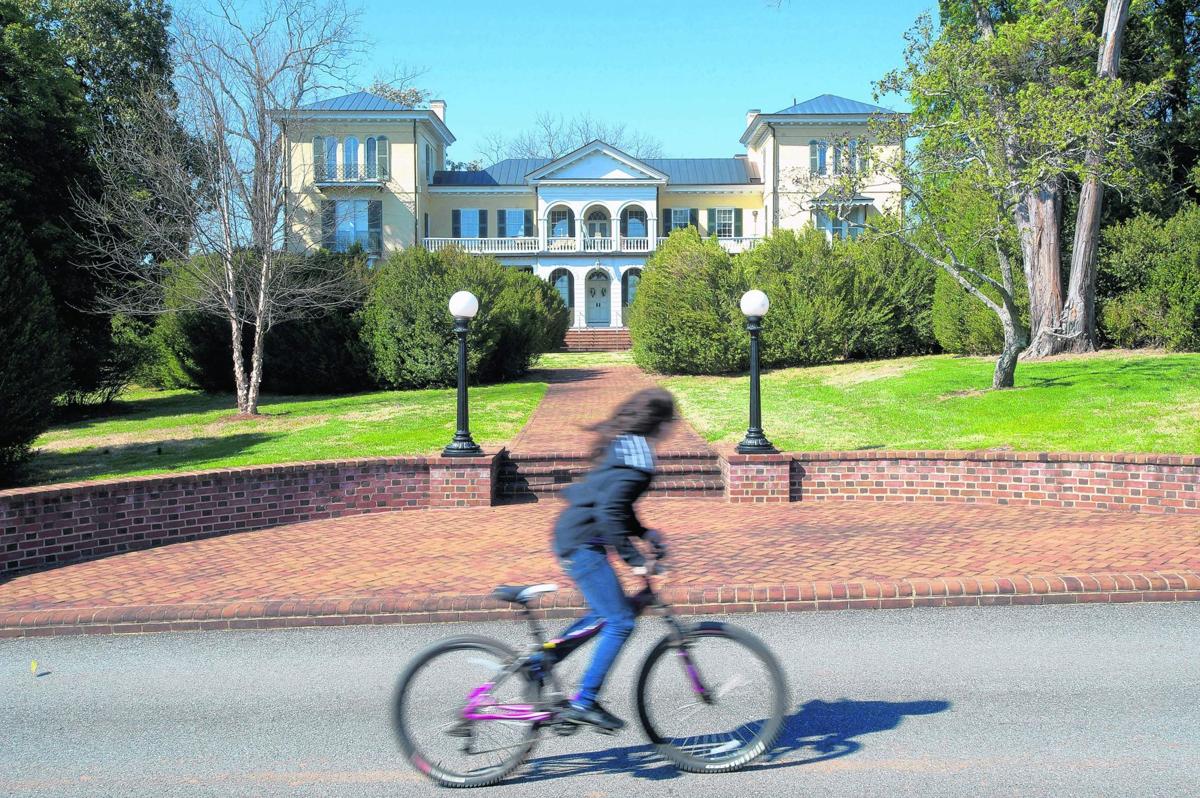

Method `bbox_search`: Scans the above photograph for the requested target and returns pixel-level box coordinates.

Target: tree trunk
[1061,0,1131,352]
[993,293,1028,389]
[229,313,249,414]
[245,320,266,415]
[1019,182,1067,357]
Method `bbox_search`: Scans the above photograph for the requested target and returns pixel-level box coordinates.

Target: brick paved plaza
[1,363,1197,637]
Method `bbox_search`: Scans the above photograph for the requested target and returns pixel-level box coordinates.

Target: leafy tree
[0,208,64,476]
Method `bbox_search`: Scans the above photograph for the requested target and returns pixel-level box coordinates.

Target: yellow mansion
[281,92,901,330]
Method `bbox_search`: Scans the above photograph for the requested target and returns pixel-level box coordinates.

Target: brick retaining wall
[723,450,1200,514]
[1,454,500,574]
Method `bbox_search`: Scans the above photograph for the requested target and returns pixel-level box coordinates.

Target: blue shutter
[809,140,818,175]
[661,208,671,235]
[524,209,533,236]
[479,210,488,238]
[567,211,575,238]
[689,208,699,229]
[367,200,382,253]
[734,208,743,237]
[620,209,628,237]
[498,210,507,237]
[452,209,461,238]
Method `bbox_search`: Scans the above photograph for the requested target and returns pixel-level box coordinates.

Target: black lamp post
[443,290,483,457]
[736,289,777,454]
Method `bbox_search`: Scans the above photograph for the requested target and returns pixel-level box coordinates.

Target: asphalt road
[3,603,1197,797]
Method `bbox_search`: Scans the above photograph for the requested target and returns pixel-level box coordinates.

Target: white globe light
[448,290,480,319]
[740,289,770,317]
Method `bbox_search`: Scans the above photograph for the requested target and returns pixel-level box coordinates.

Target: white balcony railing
[315,163,388,184]
[583,236,614,252]
[423,236,763,255]
[424,237,539,254]
[657,236,762,254]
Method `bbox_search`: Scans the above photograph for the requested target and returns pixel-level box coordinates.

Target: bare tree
[478,112,665,163]
[367,62,431,108]
[76,0,364,415]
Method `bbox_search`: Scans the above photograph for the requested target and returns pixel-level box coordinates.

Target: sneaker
[560,700,626,733]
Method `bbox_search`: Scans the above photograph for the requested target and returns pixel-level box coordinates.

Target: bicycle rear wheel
[393,635,540,788]
[636,622,787,773]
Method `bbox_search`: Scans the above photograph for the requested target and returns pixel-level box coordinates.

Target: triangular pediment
[526,141,668,183]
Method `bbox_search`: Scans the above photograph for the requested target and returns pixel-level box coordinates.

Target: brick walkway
[2,500,1197,637]
[510,365,712,455]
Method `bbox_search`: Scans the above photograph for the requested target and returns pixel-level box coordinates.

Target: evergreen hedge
[361,247,569,389]
[0,211,63,474]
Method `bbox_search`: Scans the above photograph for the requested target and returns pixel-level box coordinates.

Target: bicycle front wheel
[392,635,540,788]
[636,621,787,773]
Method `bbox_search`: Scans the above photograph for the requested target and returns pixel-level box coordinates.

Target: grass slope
[663,351,1200,454]
[23,382,547,486]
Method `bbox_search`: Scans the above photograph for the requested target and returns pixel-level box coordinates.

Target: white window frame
[714,208,735,238]
[670,208,691,231]
[549,208,571,237]
[505,208,525,237]
[459,208,480,238]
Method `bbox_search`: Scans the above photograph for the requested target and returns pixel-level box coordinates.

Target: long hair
[589,388,676,462]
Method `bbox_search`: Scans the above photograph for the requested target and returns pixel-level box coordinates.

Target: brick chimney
[430,99,446,122]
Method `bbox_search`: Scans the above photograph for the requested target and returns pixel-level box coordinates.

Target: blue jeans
[563,545,636,707]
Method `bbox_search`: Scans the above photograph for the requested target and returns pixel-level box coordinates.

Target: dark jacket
[553,434,655,566]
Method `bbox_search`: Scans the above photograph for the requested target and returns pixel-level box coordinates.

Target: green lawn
[534,350,635,369]
[23,382,547,486]
[662,351,1200,454]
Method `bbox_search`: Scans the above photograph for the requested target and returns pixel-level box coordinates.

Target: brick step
[561,328,632,352]
[497,450,724,501]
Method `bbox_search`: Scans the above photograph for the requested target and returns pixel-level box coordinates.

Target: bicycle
[392,560,788,788]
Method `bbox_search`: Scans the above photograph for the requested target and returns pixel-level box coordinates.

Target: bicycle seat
[492,584,558,605]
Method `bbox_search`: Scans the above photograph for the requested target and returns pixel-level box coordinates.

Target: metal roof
[300,91,415,112]
[432,157,761,186]
[774,94,893,115]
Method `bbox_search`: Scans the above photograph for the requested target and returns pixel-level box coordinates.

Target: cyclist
[531,387,674,733]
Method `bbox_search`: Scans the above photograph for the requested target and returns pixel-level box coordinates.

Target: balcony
[314,163,388,188]
[424,236,760,255]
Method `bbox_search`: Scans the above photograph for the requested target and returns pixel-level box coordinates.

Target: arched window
[343,136,359,179]
[364,136,390,179]
[832,142,843,175]
[365,137,376,178]
[585,209,610,238]
[621,268,642,307]
[809,140,828,175]
[549,268,573,308]
[548,206,575,238]
[620,206,647,238]
[312,136,327,180]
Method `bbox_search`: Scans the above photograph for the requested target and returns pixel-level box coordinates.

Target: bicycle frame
[460,577,710,725]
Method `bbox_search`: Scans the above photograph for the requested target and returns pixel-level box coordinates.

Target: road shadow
[512,696,951,784]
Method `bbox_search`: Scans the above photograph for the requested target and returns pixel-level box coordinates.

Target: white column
[573,267,587,328]
[611,266,623,328]
[575,207,584,252]
[648,218,658,250]
[612,209,621,252]
[538,217,548,251]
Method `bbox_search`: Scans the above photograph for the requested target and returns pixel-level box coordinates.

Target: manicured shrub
[628,229,746,374]
[361,247,569,388]
[931,267,1007,354]
[147,249,376,393]
[0,213,64,474]
[1098,204,1200,351]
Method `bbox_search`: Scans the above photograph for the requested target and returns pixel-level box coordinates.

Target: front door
[585,270,611,326]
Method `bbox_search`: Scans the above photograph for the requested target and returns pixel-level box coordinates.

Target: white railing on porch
[424,237,540,254]
[656,236,762,254]
[623,237,651,252]
[583,236,614,252]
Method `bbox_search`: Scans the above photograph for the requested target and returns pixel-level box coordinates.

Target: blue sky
[350,0,937,163]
